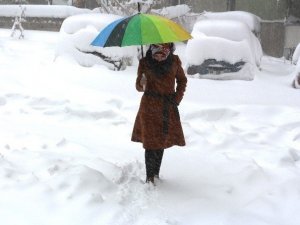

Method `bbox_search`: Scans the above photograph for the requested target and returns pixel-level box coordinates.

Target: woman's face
[151,43,171,61]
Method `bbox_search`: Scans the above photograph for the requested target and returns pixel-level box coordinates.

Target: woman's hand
[139,74,147,91]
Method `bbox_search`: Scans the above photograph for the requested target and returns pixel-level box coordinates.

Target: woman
[131,43,187,184]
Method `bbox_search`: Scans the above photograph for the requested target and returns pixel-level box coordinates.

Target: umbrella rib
[104,15,133,47]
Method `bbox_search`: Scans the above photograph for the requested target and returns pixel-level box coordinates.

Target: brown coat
[131,54,187,150]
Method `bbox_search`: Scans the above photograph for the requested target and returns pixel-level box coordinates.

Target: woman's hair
[145,43,175,77]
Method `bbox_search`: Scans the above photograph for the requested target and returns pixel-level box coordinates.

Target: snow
[56,14,136,68]
[186,35,254,65]
[199,11,261,34]
[292,43,300,65]
[0,5,92,18]
[151,4,191,19]
[191,19,263,67]
[128,0,153,4]
[1,27,300,225]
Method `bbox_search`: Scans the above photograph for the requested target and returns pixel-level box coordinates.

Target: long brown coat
[131,54,187,150]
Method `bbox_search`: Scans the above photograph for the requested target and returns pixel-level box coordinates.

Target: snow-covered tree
[10,5,26,39]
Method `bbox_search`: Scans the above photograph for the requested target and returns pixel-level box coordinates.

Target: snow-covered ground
[1,28,300,225]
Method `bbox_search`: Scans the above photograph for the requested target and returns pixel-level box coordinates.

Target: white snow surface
[186,35,254,65]
[199,11,261,34]
[191,19,263,67]
[151,4,191,19]
[292,43,300,65]
[1,28,300,225]
[0,5,92,18]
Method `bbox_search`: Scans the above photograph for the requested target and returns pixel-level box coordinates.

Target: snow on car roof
[192,19,253,42]
[199,11,261,34]
[60,13,123,34]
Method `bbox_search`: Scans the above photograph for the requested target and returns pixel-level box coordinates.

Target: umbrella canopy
[91,13,192,47]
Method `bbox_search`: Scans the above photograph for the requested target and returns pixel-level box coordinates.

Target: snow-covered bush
[186,19,262,81]
[55,13,136,70]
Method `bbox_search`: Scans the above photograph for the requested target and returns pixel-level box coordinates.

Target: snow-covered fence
[0,16,65,31]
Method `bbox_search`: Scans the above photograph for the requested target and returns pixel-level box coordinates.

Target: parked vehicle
[56,13,135,70]
[186,17,263,80]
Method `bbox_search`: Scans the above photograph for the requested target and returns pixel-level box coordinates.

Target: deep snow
[0,28,300,225]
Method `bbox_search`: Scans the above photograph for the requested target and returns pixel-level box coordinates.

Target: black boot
[153,149,164,179]
[145,149,164,184]
[145,149,156,184]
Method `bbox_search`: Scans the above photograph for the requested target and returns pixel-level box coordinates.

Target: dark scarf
[145,49,174,78]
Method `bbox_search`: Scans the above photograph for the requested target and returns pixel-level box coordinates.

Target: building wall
[235,0,287,20]
[0,17,63,31]
[260,22,285,57]
[184,0,288,20]
[186,0,227,12]
[290,0,300,18]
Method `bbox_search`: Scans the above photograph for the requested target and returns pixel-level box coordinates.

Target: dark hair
[145,43,175,77]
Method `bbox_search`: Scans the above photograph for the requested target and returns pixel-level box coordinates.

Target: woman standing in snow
[131,43,187,185]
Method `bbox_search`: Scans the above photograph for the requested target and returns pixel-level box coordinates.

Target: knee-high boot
[153,149,164,178]
[145,149,164,183]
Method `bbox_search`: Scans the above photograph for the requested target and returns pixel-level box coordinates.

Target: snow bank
[0,5,92,18]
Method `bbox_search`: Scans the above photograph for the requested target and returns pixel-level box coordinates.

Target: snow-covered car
[55,13,136,70]
[186,18,263,80]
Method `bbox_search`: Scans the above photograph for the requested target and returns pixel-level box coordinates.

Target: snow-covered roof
[0,5,92,18]
[199,11,261,34]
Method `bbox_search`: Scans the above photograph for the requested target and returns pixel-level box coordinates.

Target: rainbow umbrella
[91,13,192,48]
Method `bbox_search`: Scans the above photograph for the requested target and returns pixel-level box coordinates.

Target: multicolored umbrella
[91,13,192,48]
